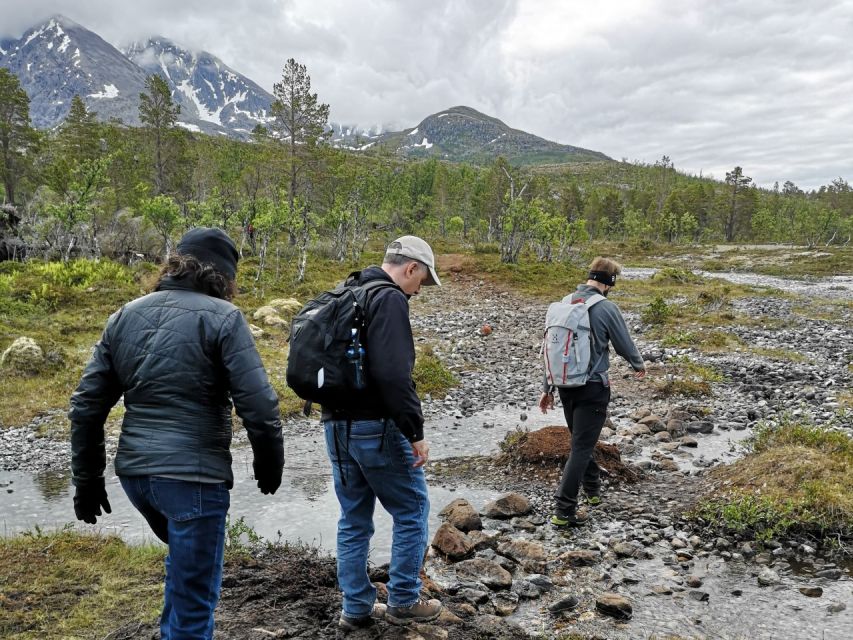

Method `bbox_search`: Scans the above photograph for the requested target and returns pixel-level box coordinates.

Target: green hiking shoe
[586,495,602,507]
[550,512,589,529]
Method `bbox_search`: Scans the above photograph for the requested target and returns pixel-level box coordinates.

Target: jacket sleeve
[219,309,283,454]
[366,290,425,442]
[69,310,124,486]
[602,303,645,371]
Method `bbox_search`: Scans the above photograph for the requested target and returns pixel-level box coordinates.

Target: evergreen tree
[139,75,180,195]
[270,58,330,214]
[723,166,753,241]
[0,68,37,205]
[59,95,100,161]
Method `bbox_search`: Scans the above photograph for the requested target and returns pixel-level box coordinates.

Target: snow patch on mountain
[88,84,119,99]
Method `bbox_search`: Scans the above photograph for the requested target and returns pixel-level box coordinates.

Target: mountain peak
[374,105,608,165]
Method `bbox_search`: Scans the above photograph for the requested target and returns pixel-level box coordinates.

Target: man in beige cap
[322,235,443,631]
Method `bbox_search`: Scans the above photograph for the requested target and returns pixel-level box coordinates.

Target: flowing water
[1,269,850,638]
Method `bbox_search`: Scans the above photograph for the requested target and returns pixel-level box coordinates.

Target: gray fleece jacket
[543,284,645,391]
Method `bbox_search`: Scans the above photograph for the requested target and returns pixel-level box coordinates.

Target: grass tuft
[695,419,853,542]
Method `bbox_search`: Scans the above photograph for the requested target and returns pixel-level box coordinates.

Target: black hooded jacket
[69,276,282,489]
[321,267,425,442]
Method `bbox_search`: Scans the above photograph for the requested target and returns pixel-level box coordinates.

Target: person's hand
[253,446,284,495]
[634,369,647,380]
[538,392,554,414]
[411,439,430,468]
[73,478,111,524]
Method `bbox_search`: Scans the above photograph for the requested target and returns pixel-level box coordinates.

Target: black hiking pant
[554,381,610,516]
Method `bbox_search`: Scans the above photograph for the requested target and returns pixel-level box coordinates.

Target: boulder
[757,567,781,586]
[1,337,44,374]
[454,558,512,589]
[559,549,601,567]
[492,591,520,616]
[267,298,302,316]
[249,324,264,339]
[638,414,666,432]
[482,493,530,518]
[263,314,287,327]
[467,530,499,551]
[253,305,279,320]
[595,592,632,620]
[497,539,547,573]
[431,523,473,560]
[439,498,483,532]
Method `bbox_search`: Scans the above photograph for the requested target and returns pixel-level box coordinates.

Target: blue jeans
[120,476,229,640]
[324,419,430,618]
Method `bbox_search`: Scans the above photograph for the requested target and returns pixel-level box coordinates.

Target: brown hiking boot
[338,603,387,632]
[386,597,442,625]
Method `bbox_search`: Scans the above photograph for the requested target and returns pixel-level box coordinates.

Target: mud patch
[116,544,528,640]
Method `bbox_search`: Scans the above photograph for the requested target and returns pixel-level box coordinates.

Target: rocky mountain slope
[373,105,610,165]
[0,16,149,128]
[123,36,275,136]
[2,17,608,163]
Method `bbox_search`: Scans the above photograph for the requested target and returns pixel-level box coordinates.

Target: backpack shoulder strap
[584,293,606,308]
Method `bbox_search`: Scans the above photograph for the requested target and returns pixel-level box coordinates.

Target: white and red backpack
[542,293,604,388]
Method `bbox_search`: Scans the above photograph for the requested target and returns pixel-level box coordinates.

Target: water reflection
[33,469,72,501]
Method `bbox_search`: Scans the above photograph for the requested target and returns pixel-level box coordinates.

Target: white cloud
[2,0,852,188]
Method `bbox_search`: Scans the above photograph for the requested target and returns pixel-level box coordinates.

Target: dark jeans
[324,419,429,618]
[120,476,230,640]
[554,382,611,516]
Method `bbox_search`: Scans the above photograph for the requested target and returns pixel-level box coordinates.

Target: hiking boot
[550,512,589,529]
[386,597,442,626]
[586,495,602,507]
[338,603,387,632]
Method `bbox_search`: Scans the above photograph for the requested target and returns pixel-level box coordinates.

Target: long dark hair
[155,253,237,301]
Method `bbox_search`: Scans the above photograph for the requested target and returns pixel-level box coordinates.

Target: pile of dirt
[500,425,642,484]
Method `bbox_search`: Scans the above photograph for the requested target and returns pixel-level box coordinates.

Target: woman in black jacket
[69,227,284,640]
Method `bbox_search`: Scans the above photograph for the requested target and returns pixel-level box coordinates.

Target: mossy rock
[0,337,45,374]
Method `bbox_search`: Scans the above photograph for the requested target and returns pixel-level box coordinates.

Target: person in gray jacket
[538,256,645,527]
[69,227,283,639]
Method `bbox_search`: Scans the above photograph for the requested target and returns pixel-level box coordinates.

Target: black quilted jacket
[69,276,282,488]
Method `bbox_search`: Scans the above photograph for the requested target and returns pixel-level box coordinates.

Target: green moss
[413,346,457,398]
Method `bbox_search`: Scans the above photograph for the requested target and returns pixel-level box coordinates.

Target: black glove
[253,446,284,495]
[73,478,111,524]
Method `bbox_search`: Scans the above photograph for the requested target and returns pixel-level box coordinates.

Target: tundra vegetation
[1,60,851,639]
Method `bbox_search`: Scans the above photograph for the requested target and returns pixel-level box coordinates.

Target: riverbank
[1,251,852,639]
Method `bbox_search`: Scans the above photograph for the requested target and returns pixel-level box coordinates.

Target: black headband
[589,271,616,286]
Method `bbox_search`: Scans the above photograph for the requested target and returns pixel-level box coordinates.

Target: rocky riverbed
[1,266,851,639]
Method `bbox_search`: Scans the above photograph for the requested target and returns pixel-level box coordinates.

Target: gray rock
[548,594,580,613]
[799,586,823,597]
[482,493,530,518]
[595,592,633,620]
[559,549,601,567]
[454,558,513,589]
[757,567,781,586]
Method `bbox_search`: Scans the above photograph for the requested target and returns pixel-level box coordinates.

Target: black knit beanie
[176,227,239,280]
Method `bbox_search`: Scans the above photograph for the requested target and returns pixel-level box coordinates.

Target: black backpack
[286,272,397,413]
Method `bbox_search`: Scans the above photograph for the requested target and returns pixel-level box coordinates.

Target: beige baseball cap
[385,235,441,286]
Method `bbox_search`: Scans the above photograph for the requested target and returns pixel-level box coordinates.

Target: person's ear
[406,261,419,279]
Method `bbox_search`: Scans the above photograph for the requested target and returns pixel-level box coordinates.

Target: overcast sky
[4,0,852,189]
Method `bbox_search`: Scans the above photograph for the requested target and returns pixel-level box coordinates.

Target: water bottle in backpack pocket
[542,293,604,388]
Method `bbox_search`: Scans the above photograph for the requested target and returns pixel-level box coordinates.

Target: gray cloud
[2,0,851,188]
